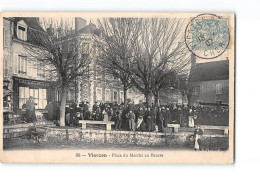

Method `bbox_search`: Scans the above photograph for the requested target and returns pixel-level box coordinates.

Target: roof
[12,17,50,48]
[77,23,101,36]
[13,17,45,32]
[189,60,229,82]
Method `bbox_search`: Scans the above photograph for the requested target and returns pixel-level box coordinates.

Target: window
[113,90,118,103]
[13,54,18,74]
[192,85,203,96]
[17,25,27,41]
[37,60,45,78]
[67,88,75,102]
[82,43,90,54]
[105,89,110,102]
[27,58,37,77]
[55,90,60,102]
[38,89,47,109]
[95,65,102,80]
[18,55,27,75]
[120,91,124,103]
[19,87,29,109]
[3,28,9,47]
[3,55,8,77]
[216,84,223,95]
[96,88,102,101]
[19,87,47,109]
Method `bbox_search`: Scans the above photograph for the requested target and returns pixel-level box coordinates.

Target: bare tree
[130,18,191,107]
[24,18,93,126]
[95,18,140,107]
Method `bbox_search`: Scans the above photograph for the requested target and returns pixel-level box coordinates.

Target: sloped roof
[13,17,45,32]
[77,23,101,36]
[189,60,229,82]
[13,17,49,48]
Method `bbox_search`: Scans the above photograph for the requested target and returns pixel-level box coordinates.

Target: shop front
[12,77,56,112]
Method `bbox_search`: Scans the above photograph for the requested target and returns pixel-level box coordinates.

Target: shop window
[19,87,47,109]
[19,87,29,109]
[18,55,27,75]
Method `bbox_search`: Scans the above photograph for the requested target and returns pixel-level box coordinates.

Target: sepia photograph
[0,12,234,163]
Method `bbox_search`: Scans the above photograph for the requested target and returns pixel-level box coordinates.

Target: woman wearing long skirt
[194,125,203,150]
[188,108,195,127]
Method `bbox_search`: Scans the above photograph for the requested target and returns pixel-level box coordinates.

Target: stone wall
[46,128,229,150]
[3,121,55,139]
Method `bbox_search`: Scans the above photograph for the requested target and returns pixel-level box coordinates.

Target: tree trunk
[154,93,159,108]
[145,91,153,108]
[59,86,67,127]
[123,86,128,109]
[187,91,192,107]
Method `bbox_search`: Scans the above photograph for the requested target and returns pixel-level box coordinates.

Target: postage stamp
[185,14,230,59]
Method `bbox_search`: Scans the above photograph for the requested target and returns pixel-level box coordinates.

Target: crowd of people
[20,97,229,131]
[62,101,188,132]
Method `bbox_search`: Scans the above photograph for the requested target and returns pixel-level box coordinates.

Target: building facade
[188,59,229,107]
[3,17,59,113]
[3,17,145,116]
[69,18,145,109]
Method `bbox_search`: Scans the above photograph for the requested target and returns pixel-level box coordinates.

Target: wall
[45,128,229,150]
[189,79,229,106]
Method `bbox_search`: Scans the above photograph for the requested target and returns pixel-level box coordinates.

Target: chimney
[46,24,54,37]
[75,17,86,32]
[35,17,40,24]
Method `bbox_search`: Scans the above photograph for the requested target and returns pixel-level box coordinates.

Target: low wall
[46,128,229,150]
[3,121,55,139]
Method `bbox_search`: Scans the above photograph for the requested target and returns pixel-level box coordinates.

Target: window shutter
[13,53,18,74]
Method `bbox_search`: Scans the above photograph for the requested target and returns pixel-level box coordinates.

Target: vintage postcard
[0,12,235,163]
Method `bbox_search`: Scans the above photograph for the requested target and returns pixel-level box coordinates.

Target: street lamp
[3,79,10,90]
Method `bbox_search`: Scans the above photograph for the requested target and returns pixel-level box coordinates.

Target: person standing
[188,107,195,127]
[115,106,123,130]
[126,110,135,131]
[146,107,154,132]
[92,102,98,113]
[194,125,203,150]
[156,108,164,132]
[102,108,109,122]
[83,101,90,120]
[26,96,36,123]
[136,107,145,131]
[45,102,53,121]
[165,108,171,125]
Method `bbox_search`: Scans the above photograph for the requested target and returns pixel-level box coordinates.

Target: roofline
[12,37,48,51]
[189,78,229,83]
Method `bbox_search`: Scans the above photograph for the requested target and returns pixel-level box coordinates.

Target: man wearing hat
[25,96,36,123]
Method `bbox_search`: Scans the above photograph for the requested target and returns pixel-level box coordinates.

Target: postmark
[185,14,230,59]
